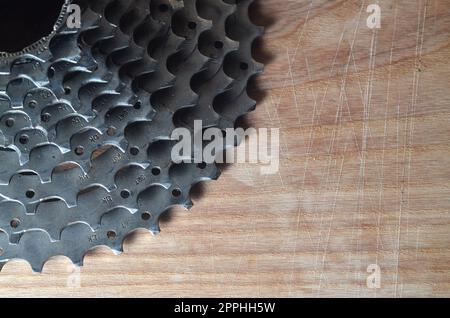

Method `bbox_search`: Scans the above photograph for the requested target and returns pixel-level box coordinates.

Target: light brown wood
[1,0,450,297]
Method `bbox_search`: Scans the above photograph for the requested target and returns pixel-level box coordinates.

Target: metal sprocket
[0,0,263,272]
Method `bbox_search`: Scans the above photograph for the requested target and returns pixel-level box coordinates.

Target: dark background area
[0,0,65,53]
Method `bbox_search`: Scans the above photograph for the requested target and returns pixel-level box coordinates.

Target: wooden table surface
[1,0,450,298]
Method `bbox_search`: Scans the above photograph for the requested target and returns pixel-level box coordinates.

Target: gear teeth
[0,0,71,61]
[0,168,217,272]
[0,0,264,272]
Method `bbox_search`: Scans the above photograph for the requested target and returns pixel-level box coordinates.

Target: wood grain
[1,0,450,297]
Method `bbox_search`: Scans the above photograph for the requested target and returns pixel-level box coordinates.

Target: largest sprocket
[0,0,263,272]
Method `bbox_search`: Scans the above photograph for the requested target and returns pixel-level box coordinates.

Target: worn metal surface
[0,0,263,271]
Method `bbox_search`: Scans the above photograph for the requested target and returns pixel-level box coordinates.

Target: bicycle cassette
[0,0,263,272]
